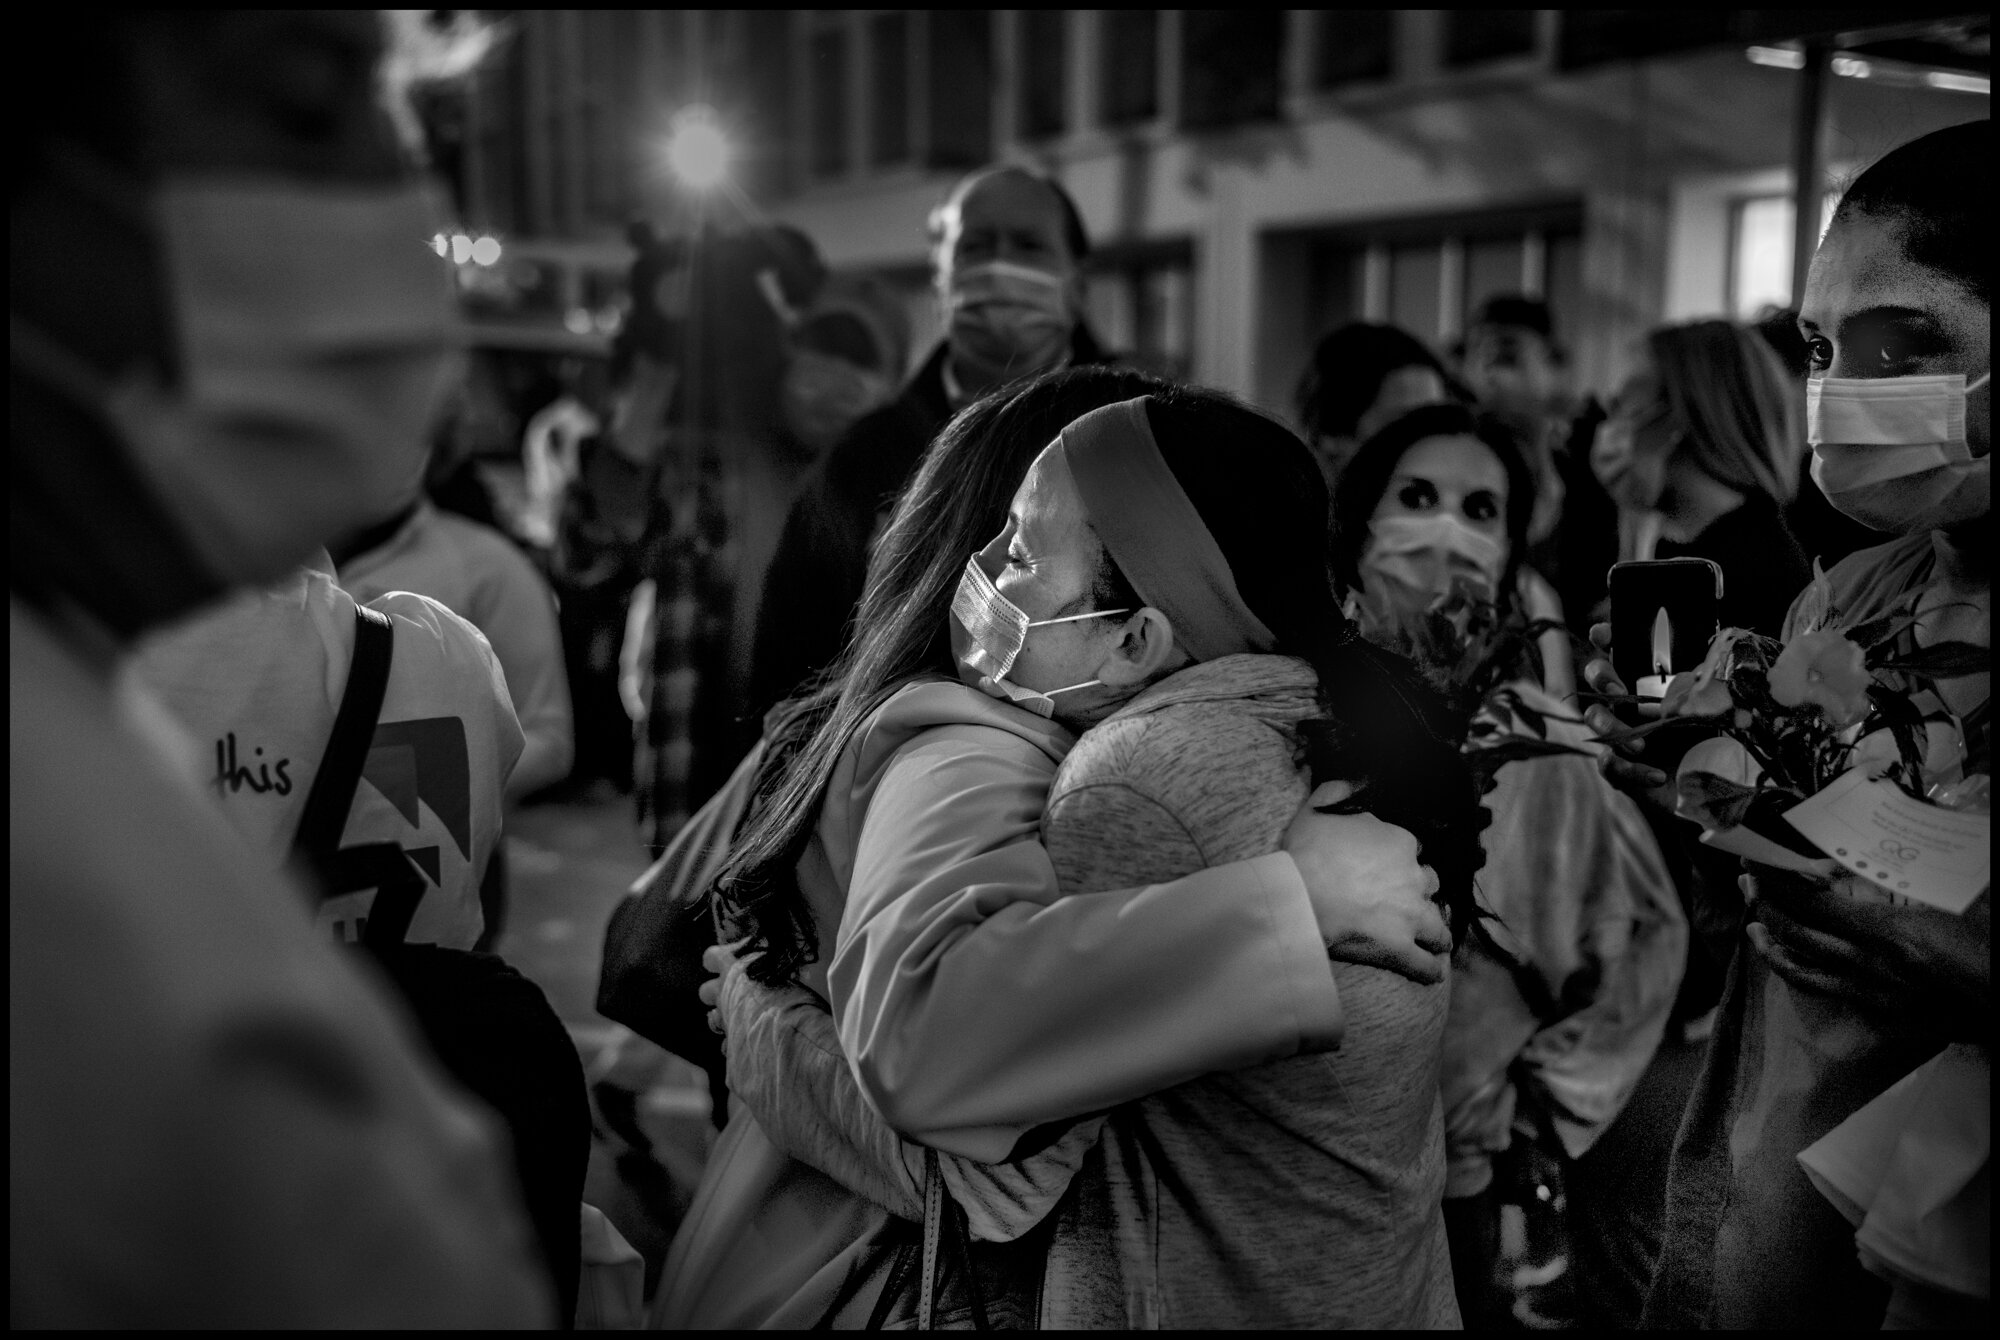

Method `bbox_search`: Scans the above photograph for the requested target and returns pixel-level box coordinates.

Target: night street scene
[11,9,1990,1330]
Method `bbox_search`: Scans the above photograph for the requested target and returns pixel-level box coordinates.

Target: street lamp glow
[666,106,731,193]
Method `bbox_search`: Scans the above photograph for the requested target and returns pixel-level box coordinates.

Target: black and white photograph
[10,9,1990,1330]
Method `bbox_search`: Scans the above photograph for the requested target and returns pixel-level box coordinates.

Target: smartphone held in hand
[1608,559,1724,700]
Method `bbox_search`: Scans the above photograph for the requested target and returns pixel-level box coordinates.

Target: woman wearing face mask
[1582,121,1990,1331]
[1593,319,1814,637]
[652,367,1455,1327]
[1330,404,1687,1328]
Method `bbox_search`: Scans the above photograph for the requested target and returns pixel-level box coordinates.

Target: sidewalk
[496,778,717,1297]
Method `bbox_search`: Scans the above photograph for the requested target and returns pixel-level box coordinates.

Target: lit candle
[1635,608,1674,700]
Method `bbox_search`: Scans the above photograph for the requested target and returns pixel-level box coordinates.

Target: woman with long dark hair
[655,368,1455,1327]
[1331,402,1687,1328]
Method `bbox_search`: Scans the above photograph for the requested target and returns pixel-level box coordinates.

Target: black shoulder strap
[293,604,395,861]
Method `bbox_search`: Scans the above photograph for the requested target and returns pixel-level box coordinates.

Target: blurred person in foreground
[1328,403,1686,1328]
[1295,319,1462,489]
[747,164,1112,718]
[1460,295,1620,641]
[1585,121,1989,1331]
[334,444,575,951]
[10,10,552,1326]
[1593,318,1813,638]
[335,455,574,805]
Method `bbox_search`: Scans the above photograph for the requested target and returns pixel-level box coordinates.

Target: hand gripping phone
[1608,558,1724,698]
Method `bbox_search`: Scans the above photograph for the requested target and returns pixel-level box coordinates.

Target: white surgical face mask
[19,173,464,590]
[1809,370,1991,535]
[1361,512,1508,614]
[941,260,1073,383]
[949,554,1128,718]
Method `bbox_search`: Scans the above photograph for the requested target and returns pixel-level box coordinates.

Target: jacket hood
[1106,653,1321,732]
[849,676,1075,785]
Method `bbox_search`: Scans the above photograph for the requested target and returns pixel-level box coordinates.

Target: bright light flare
[665,105,732,193]
[470,235,503,267]
[1746,45,1805,70]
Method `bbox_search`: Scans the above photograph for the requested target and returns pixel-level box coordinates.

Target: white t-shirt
[339,500,572,799]
[125,566,524,950]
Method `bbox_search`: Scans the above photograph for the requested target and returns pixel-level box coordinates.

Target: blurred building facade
[439,9,1988,410]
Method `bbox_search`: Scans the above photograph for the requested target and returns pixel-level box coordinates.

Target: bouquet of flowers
[1596,572,1987,904]
[1343,576,1589,795]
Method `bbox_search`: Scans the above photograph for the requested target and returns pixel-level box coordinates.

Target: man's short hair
[926,165,1092,266]
[1468,295,1554,344]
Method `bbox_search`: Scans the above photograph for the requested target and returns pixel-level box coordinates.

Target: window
[1728,192,1839,320]
[1443,11,1538,68]
[1100,10,1159,126]
[1297,207,1586,354]
[1557,11,1734,71]
[809,27,849,179]
[1316,10,1395,89]
[1180,11,1283,130]
[1019,11,1068,140]
[928,10,994,169]
[1085,245,1196,380]
[739,12,794,197]
[870,13,910,166]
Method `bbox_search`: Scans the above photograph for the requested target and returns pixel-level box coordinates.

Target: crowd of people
[10,11,1988,1331]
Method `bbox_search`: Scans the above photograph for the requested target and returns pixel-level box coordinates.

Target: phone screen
[1608,559,1724,697]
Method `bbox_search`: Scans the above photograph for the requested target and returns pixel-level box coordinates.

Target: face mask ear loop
[1025,607,1132,629]
[1966,371,1992,396]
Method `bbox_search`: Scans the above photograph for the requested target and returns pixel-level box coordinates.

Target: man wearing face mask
[748,165,1110,720]
[11,12,553,1327]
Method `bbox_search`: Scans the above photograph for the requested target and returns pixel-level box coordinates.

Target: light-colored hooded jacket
[711,657,1458,1328]
[655,677,1346,1327]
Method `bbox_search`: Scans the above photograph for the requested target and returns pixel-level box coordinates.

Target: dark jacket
[747,328,1110,717]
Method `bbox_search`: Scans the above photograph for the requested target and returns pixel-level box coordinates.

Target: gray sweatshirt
[1037,653,1459,1329]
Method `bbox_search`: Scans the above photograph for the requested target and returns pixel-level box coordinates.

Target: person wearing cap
[747,164,1113,721]
[695,384,1483,1327]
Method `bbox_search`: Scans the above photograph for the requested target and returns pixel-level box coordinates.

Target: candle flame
[1651,607,1674,676]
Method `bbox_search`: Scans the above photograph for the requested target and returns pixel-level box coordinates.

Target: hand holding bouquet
[1596,573,1987,909]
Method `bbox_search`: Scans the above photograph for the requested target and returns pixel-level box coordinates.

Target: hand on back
[1284,781,1451,986]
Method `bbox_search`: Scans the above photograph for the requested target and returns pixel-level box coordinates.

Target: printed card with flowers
[1596,569,1989,911]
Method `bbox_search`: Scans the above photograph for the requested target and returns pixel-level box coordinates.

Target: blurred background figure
[1295,320,1463,489]
[746,163,1111,724]
[1459,296,1620,642]
[1592,318,1812,636]
[520,355,608,552]
[11,10,554,1326]
[621,271,907,846]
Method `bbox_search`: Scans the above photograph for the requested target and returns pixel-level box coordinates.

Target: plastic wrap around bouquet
[1597,575,1990,913]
